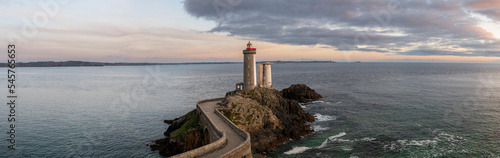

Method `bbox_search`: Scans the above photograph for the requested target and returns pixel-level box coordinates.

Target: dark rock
[150,129,205,157]
[151,110,207,157]
[281,84,322,102]
[224,86,317,153]
[163,111,195,136]
[253,153,268,158]
[164,119,175,124]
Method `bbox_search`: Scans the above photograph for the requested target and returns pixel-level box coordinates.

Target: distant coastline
[0,60,335,67]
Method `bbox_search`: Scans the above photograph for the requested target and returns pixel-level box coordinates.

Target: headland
[150,84,322,157]
[150,42,323,157]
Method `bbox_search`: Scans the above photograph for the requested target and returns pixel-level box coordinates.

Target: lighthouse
[243,41,257,90]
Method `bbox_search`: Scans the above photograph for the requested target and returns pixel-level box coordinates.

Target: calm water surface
[0,63,499,157]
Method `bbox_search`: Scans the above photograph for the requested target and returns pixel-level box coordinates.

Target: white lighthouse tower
[242,41,257,90]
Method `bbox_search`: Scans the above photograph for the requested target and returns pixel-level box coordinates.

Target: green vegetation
[184,109,196,117]
[247,91,256,96]
[233,121,242,125]
[250,104,263,111]
[170,110,202,138]
[246,115,254,124]
[224,112,244,125]
[224,112,233,120]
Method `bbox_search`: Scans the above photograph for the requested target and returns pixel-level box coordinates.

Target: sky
[0,0,499,63]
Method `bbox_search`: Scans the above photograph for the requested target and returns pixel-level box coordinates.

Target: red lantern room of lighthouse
[246,41,256,50]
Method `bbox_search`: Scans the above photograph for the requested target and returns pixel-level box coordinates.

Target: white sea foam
[336,138,350,142]
[312,125,328,131]
[341,146,352,151]
[318,139,329,148]
[438,132,465,142]
[361,137,376,141]
[328,132,347,141]
[317,132,347,149]
[407,140,438,146]
[393,139,438,146]
[299,103,308,109]
[382,130,467,153]
[312,100,324,104]
[284,146,311,155]
[315,113,337,121]
[384,138,439,152]
[284,132,351,154]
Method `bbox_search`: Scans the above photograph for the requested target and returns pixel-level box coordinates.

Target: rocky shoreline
[150,84,322,157]
[149,110,209,156]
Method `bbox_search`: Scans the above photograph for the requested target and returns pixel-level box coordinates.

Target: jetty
[169,98,252,158]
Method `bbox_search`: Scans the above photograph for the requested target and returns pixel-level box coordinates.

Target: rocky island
[150,42,324,157]
[150,84,322,157]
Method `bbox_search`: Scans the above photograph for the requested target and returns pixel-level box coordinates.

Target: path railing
[170,98,226,158]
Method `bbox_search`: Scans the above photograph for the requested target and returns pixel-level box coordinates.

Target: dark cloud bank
[184,0,500,57]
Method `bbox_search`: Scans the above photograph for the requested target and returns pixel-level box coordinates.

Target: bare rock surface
[222,95,280,133]
[222,85,320,153]
[281,84,323,102]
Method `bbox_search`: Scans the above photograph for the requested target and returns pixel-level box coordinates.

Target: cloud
[468,0,500,21]
[477,9,500,21]
[399,49,500,57]
[469,0,500,9]
[184,0,500,57]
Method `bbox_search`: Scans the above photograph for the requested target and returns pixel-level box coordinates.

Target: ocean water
[269,63,500,158]
[0,63,499,157]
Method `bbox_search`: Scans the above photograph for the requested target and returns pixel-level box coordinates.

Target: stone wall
[170,97,252,158]
[198,99,225,142]
[215,108,253,158]
[170,98,226,158]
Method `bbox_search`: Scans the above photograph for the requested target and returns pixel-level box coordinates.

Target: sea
[0,62,499,157]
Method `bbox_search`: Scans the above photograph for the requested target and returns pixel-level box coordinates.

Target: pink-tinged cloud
[469,0,500,8]
[469,0,500,21]
[184,0,500,57]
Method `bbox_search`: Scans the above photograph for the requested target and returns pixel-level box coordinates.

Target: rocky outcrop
[221,95,280,133]
[222,84,320,153]
[151,84,322,156]
[281,84,323,102]
[150,110,208,157]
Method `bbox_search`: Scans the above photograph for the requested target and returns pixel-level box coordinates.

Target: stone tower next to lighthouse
[243,41,257,90]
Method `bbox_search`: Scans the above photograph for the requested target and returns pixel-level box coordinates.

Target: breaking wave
[314,113,337,121]
[285,132,347,155]
[284,146,311,155]
[312,125,328,131]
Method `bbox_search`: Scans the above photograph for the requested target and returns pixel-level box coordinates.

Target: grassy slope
[170,110,202,138]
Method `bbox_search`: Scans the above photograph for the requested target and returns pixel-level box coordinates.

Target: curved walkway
[197,100,246,158]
